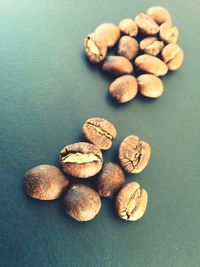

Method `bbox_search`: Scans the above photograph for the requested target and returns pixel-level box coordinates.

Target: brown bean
[139,37,164,56]
[160,22,179,43]
[95,23,120,48]
[162,43,184,71]
[102,56,133,75]
[137,74,164,98]
[118,36,139,60]
[147,6,172,25]
[135,13,159,35]
[119,18,138,37]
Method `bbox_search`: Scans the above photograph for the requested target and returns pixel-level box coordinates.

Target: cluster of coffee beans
[24,117,151,222]
[84,6,184,101]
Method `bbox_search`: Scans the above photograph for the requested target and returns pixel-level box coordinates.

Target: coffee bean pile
[84,6,184,101]
[24,117,150,222]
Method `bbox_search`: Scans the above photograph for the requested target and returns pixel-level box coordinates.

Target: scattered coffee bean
[135,13,159,35]
[119,18,138,37]
[60,142,103,178]
[24,165,69,200]
[118,36,139,60]
[82,117,117,150]
[109,75,138,103]
[102,56,133,75]
[160,22,179,43]
[147,6,171,25]
[135,54,168,76]
[95,23,120,48]
[137,74,164,98]
[139,37,164,56]
[116,182,148,221]
[97,162,125,198]
[162,43,184,71]
[119,135,151,173]
[63,184,101,221]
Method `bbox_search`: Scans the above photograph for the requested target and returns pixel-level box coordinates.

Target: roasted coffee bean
[118,135,151,173]
[160,22,179,43]
[137,74,164,98]
[116,182,148,221]
[162,43,184,71]
[135,13,159,35]
[118,36,139,60]
[147,6,172,25]
[139,37,164,56]
[60,142,103,178]
[135,54,168,76]
[95,23,120,48]
[82,117,117,150]
[119,18,138,37]
[24,165,69,200]
[102,56,133,75]
[109,75,138,103]
[63,184,101,221]
[97,162,125,198]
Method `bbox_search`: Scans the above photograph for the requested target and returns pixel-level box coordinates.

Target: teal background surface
[0,1,200,266]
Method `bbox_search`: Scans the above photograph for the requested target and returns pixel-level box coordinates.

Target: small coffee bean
[24,165,69,200]
[147,6,172,25]
[60,142,103,178]
[116,182,148,221]
[119,18,138,37]
[139,37,164,56]
[118,135,151,173]
[63,184,101,221]
[95,23,120,48]
[137,74,164,98]
[118,36,139,60]
[135,54,168,76]
[162,43,184,71]
[135,13,159,35]
[109,75,138,103]
[82,117,117,150]
[160,22,179,43]
[97,162,125,198]
[102,56,133,75]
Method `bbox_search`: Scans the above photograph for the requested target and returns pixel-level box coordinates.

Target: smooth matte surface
[0,1,199,267]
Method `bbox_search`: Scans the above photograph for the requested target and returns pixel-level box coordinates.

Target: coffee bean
[116,182,148,221]
[82,117,117,150]
[63,184,101,221]
[60,142,103,178]
[102,56,133,75]
[137,74,164,98]
[160,22,179,43]
[118,135,151,173]
[97,162,125,198]
[109,75,138,103]
[147,6,172,25]
[119,18,138,37]
[135,54,168,76]
[118,36,139,60]
[135,13,159,35]
[95,23,120,48]
[139,37,164,56]
[24,165,69,200]
[162,43,184,71]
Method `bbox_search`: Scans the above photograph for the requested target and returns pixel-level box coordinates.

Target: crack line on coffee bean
[86,122,113,140]
[62,152,101,164]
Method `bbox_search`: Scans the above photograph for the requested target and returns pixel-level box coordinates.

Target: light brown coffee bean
[135,54,168,76]
[63,184,101,221]
[135,13,159,35]
[24,165,69,200]
[160,22,179,43]
[137,74,164,98]
[118,36,139,60]
[60,142,103,178]
[118,135,151,173]
[109,75,138,103]
[82,117,117,150]
[139,37,164,56]
[102,56,133,75]
[147,6,172,25]
[116,182,148,221]
[97,162,125,198]
[119,18,138,37]
[162,43,184,71]
[95,23,120,48]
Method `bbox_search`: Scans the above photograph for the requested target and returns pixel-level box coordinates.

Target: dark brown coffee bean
[118,135,151,173]
[95,23,120,48]
[135,13,159,35]
[102,56,133,75]
[139,37,164,56]
[119,18,138,37]
[24,165,69,200]
[118,36,139,60]
[82,117,117,150]
[137,74,164,98]
[147,6,172,25]
[109,75,138,103]
[60,142,103,178]
[63,184,101,221]
[160,22,179,43]
[161,43,184,71]
[97,162,125,198]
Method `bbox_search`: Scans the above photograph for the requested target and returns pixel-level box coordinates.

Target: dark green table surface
[1,1,200,267]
